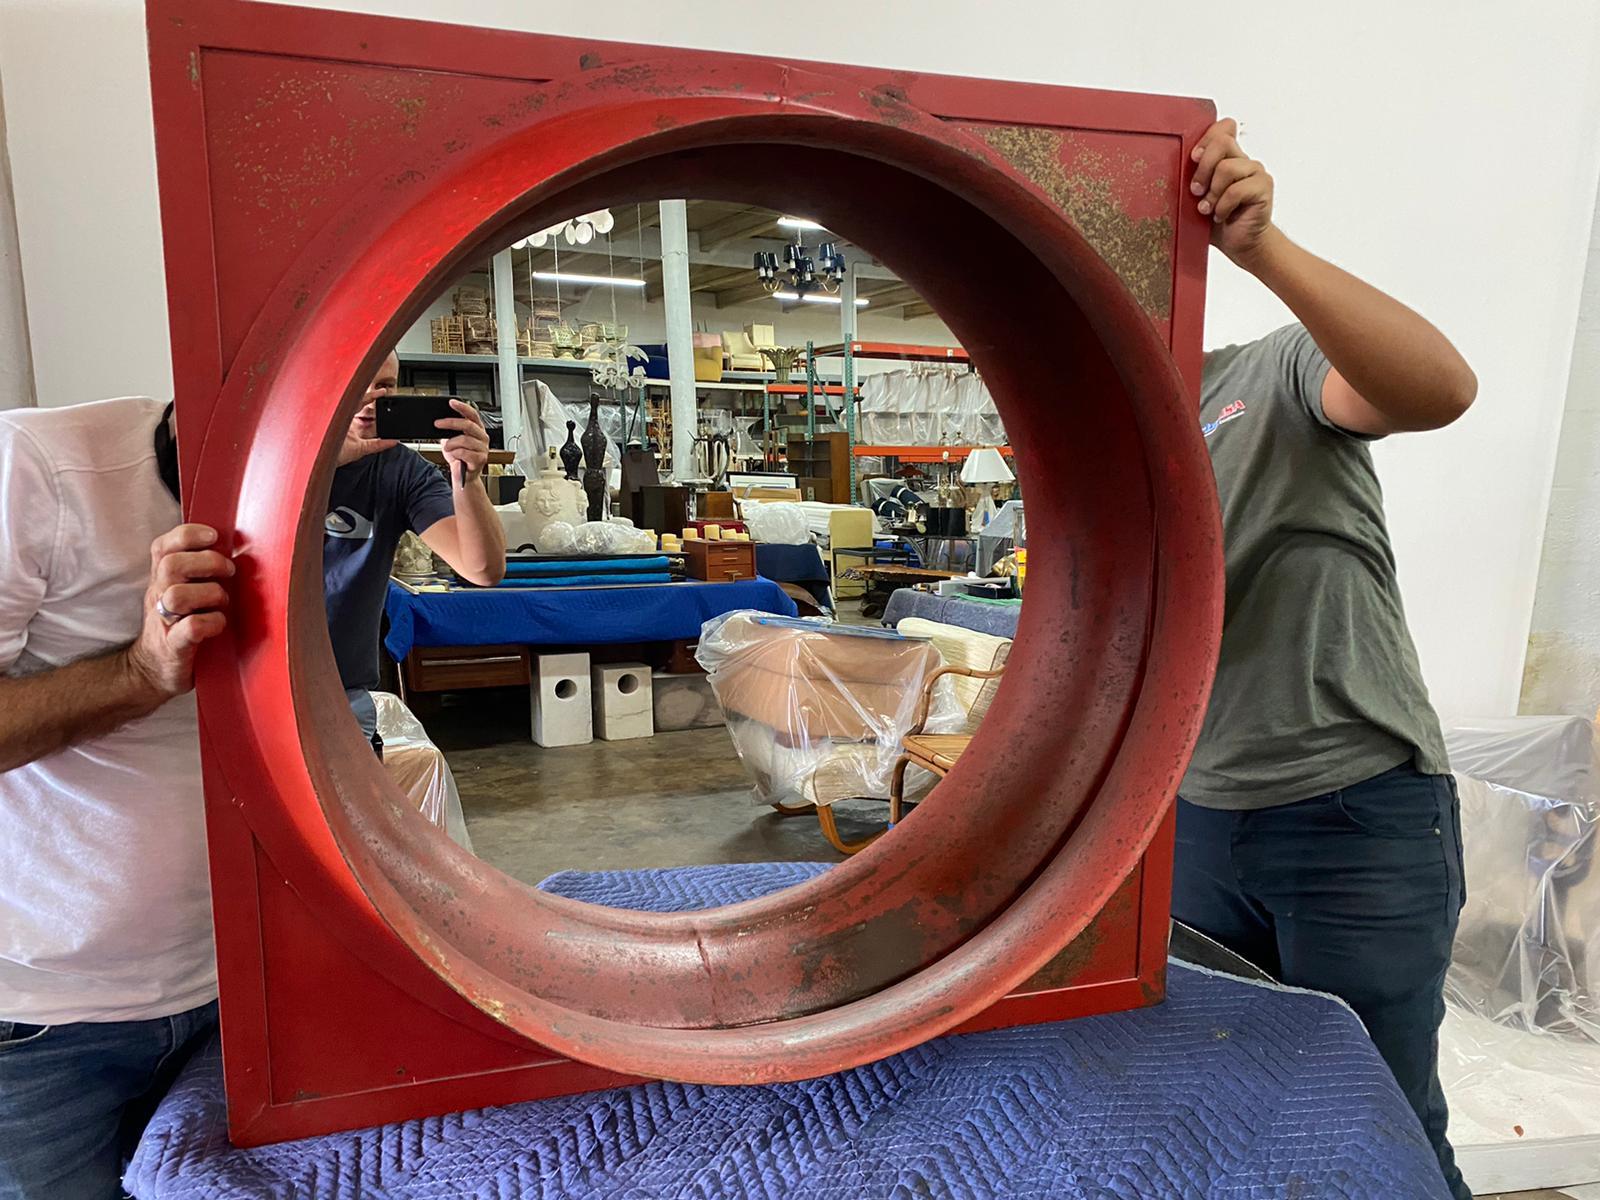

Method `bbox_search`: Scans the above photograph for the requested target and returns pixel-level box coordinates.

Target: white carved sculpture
[516,449,586,550]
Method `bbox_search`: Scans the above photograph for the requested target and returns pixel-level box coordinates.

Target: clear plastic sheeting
[694,611,961,809]
[857,368,1006,448]
[372,691,474,852]
[560,397,629,470]
[1440,715,1600,1194]
[742,502,811,545]
[741,499,880,545]
[1445,716,1600,1043]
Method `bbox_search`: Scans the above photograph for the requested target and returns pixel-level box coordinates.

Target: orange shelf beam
[808,341,969,363]
[852,445,1013,462]
[766,383,854,395]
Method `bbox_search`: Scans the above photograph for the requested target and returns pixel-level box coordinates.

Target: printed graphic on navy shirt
[323,447,454,691]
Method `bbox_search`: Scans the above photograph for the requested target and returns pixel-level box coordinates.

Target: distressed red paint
[147,0,1220,1146]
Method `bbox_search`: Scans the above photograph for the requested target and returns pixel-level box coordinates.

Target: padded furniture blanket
[127,862,1450,1200]
[881,589,1022,638]
[383,579,797,661]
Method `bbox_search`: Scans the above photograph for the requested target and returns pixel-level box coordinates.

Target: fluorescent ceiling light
[777,217,825,231]
[773,291,869,307]
[532,271,645,288]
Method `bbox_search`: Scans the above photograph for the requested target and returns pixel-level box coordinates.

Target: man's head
[349,350,400,441]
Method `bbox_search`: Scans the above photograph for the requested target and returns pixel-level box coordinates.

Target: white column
[491,248,524,458]
[659,199,696,480]
[840,261,858,499]
[840,259,857,345]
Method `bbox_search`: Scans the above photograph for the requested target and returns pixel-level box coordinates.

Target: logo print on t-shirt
[1201,399,1248,439]
[325,507,375,540]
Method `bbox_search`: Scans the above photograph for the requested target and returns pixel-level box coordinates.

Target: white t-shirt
[0,397,216,1024]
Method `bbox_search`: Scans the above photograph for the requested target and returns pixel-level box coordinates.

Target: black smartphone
[374,394,462,441]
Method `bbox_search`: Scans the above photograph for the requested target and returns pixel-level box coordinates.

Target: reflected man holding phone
[324,349,506,749]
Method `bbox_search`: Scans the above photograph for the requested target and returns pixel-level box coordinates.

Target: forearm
[1239,227,1476,427]
[0,648,167,772]
[449,477,507,584]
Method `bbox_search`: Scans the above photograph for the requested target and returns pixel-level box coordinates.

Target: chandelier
[513,208,615,249]
[755,235,846,299]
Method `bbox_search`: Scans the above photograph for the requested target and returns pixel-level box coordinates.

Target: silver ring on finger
[155,596,180,626]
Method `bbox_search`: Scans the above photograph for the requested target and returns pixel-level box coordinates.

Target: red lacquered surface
[147,0,1219,1145]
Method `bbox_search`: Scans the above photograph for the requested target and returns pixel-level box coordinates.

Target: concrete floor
[427,687,888,885]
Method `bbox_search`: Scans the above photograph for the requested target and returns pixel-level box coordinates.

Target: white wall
[0,65,31,409]
[1521,197,1600,717]
[2,0,1599,716]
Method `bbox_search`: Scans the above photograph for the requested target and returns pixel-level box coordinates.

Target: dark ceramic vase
[559,420,582,481]
[581,394,607,522]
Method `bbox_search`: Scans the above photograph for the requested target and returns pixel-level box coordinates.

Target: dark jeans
[1173,764,1470,1200]
[0,1000,217,1199]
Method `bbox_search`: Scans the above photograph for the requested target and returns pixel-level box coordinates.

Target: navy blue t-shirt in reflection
[323,446,454,692]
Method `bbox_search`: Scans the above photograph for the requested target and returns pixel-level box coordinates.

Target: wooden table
[849,563,962,617]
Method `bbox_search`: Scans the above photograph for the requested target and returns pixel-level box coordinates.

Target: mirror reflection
[324,199,1017,887]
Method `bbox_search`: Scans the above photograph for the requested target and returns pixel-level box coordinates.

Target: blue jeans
[0,1001,217,1200]
[1173,764,1470,1200]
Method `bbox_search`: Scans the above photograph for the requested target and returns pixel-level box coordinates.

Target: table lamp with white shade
[960,447,1014,529]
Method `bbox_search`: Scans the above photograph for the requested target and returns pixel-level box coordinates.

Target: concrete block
[652,672,722,731]
[532,652,592,747]
[592,662,654,741]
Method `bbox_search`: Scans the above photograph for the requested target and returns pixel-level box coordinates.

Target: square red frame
[147,0,1213,1146]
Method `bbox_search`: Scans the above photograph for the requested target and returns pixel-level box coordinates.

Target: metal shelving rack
[802,341,972,500]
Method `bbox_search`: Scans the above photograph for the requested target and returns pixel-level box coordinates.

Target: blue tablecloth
[127,862,1450,1200]
[383,578,797,660]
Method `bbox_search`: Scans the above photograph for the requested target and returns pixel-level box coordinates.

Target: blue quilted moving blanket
[126,862,1450,1199]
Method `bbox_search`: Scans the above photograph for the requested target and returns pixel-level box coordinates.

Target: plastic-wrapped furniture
[372,691,472,852]
[699,613,1006,853]
[697,612,958,853]
[1440,716,1600,1191]
[1445,716,1600,1039]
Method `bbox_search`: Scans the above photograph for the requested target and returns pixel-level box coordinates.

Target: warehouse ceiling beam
[697,210,780,250]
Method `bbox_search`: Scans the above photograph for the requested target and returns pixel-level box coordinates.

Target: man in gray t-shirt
[1176,120,1476,1200]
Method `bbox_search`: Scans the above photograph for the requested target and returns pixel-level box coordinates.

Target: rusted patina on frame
[959,122,1176,321]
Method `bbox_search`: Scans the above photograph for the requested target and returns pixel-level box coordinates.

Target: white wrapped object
[857,368,1007,447]
[515,378,571,478]
[572,521,618,555]
[613,525,657,553]
[1439,715,1600,1192]
[743,501,810,545]
[742,499,878,545]
[372,691,473,851]
[1445,716,1600,1041]
[534,520,577,554]
[695,611,962,809]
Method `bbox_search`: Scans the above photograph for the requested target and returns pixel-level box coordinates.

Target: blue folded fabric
[493,572,674,588]
[383,579,798,660]
[504,556,670,576]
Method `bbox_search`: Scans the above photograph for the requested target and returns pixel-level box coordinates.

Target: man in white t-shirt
[0,397,231,1199]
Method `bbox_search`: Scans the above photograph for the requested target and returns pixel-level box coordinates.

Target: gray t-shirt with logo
[1179,323,1448,810]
